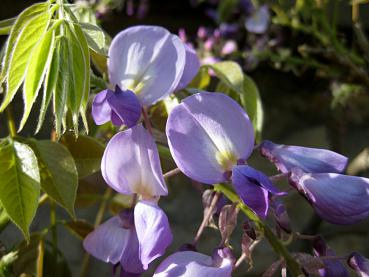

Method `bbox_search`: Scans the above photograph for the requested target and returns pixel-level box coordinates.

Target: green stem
[80,188,112,277]
[214,184,303,276]
[6,105,16,138]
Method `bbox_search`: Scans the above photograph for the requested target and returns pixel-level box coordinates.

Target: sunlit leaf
[27,139,78,218]
[0,139,40,241]
[19,25,56,131]
[1,8,53,112]
[80,22,107,56]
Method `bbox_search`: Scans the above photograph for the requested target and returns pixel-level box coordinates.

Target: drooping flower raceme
[84,124,172,274]
[166,91,283,218]
[260,140,369,224]
[92,25,200,127]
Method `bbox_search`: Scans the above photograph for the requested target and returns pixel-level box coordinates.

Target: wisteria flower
[245,5,270,34]
[348,252,369,276]
[92,25,200,127]
[289,167,369,224]
[84,124,172,273]
[166,91,283,218]
[153,247,234,276]
[260,140,348,174]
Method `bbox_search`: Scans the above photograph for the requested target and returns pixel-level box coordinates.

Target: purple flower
[245,5,270,34]
[101,124,167,197]
[84,124,172,272]
[153,248,233,276]
[289,167,369,224]
[108,25,199,106]
[312,236,349,277]
[221,40,237,56]
[260,140,348,174]
[166,92,282,217]
[83,210,144,274]
[91,86,141,127]
[348,252,369,276]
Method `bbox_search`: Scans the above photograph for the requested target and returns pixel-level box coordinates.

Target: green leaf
[204,61,244,93]
[80,22,107,56]
[27,140,78,218]
[0,18,16,36]
[189,66,210,90]
[1,7,53,112]
[0,139,40,241]
[19,26,55,131]
[36,39,60,134]
[60,134,104,178]
[64,220,93,240]
[241,75,264,143]
[0,2,49,82]
[0,204,10,233]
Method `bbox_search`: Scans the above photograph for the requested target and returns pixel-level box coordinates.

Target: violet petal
[232,166,269,218]
[175,45,200,91]
[348,252,369,277]
[153,251,233,277]
[107,86,141,127]
[289,168,369,224]
[232,165,284,195]
[260,140,348,174]
[108,25,186,106]
[245,5,270,34]
[101,124,167,197]
[166,92,254,184]
[91,89,113,125]
[134,200,173,269]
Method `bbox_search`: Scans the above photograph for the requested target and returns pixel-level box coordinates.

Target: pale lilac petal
[153,251,233,277]
[232,166,269,218]
[101,124,167,197]
[175,45,200,91]
[348,252,369,277]
[261,140,348,174]
[232,165,284,195]
[83,216,129,264]
[245,5,270,34]
[108,25,186,106]
[312,236,349,277]
[166,92,254,184]
[91,89,113,125]
[134,200,173,269]
[289,168,369,224]
[107,86,141,127]
[120,228,144,274]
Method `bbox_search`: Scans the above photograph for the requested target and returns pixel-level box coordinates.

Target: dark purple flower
[348,252,369,276]
[270,199,291,233]
[289,167,369,224]
[91,86,141,127]
[108,25,199,106]
[153,248,233,276]
[260,140,348,174]
[245,5,270,34]
[166,92,282,217]
[312,236,349,277]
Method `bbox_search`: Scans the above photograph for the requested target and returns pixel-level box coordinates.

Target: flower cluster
[84,25,369,276]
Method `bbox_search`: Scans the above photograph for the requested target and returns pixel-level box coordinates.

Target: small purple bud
[348,252,369,277]
[197,26,207,40]
[204,38,214,51]
[245,5,270,34]
[219,23,239,37]
[221,40,237,56]
[178,28,187,42]
[218,204,239,244]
